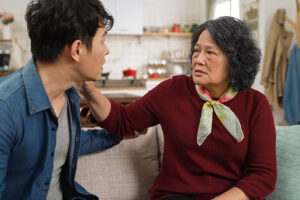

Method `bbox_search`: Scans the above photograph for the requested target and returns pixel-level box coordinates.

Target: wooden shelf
[146,77,169,81]
[0,70,13,77]
[97,86,146,90]
[0,39,12,42]
[81,93,140,106]
[169,59,190,63]
[107,32,193,37]
[142,32,193,37]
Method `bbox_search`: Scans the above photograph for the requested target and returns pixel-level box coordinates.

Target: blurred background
[0,0,298,124]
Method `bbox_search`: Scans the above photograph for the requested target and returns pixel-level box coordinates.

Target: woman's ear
[70,40,82,62]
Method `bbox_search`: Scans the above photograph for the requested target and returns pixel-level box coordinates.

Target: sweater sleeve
[97,79,171,137]
[235,95,277,199]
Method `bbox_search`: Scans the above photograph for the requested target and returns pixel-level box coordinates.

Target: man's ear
[70,40,82,62]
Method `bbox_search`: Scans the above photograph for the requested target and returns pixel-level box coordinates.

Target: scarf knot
[196,85,244,146]
[211,100,218,106]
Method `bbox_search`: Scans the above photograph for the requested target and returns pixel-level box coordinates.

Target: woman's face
[192,29,230,95]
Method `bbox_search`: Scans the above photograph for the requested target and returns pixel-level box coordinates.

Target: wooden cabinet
[80,93,140,107]
[0,71,13,78]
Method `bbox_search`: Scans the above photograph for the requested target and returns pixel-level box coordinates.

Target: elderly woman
[81,16,276,200]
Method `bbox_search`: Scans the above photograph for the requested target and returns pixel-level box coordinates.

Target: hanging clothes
[283,44,300,125]
[261,9,293,107]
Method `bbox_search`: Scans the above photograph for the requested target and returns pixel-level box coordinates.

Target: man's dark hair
[190,16,261,91]
[25,0,114,62]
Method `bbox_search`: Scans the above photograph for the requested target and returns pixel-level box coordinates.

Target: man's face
[77,26,109,81]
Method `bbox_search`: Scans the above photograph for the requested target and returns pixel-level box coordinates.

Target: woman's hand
[76,81,111,122]
[76,81,98,97]
[211,187,250,200]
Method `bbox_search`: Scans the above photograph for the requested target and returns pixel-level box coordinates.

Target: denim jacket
[0,59,122,200]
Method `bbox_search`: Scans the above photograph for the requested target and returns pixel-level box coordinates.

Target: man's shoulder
[0,69,24,102]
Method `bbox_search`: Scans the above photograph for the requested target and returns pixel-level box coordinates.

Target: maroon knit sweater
[98,75,277,200]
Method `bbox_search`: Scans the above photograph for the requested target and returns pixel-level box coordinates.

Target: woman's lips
[194,69,206,76]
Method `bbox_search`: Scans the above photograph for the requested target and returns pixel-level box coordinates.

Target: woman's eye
[193,49,199,53]
[207,51,214,55]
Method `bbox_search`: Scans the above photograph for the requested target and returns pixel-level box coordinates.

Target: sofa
[76,125,300,200]
[266,125,300,200]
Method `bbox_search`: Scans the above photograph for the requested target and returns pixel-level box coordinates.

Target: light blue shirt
[283,44,300,125]
[0,59,122,200]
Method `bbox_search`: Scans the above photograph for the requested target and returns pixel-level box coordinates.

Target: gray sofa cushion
[76,126,161,200]
[266,125,300,200]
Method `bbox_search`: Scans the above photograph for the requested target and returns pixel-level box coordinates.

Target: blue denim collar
[22,59,81,115]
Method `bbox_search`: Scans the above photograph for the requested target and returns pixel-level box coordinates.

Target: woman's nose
[193,52,205,65]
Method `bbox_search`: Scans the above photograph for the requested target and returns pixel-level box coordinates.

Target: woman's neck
[206,83,230,99]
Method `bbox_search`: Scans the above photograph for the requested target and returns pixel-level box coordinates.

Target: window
[212,0,240,19]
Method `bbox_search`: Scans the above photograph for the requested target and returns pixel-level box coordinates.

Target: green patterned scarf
[195,85,244,146]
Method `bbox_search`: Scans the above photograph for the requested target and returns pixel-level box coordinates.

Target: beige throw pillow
[76,126,160,200]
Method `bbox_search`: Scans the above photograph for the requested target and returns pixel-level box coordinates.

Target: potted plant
[0,12,14,39]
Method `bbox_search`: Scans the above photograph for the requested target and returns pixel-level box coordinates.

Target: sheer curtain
[206,0,240,20]
[206,0,216,20]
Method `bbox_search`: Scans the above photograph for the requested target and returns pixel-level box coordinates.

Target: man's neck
[36,59,75,117]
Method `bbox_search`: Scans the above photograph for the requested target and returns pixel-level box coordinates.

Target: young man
[0,0,141,199]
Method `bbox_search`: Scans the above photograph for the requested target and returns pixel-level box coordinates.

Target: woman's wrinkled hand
[76,81,97,97]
